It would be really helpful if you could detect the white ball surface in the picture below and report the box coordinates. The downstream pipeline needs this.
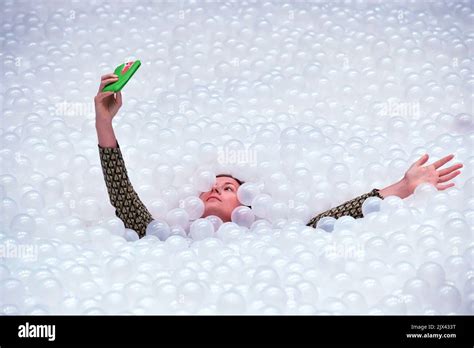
[1,1,471,315]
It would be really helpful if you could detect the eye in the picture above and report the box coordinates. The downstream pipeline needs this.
[224,186,234,191]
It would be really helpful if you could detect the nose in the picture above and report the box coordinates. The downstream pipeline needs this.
[211,184,221,194]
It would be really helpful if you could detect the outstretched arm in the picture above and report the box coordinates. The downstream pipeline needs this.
[306,188,383,228]
[306,153,463,228]
[379,153,463,199]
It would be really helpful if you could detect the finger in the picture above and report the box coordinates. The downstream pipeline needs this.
[101,73,119,80]
[101,77,119,83]
[415,153,429,167]
[431,154,455,169]
[436,182,455,190]
[98,77,119,90]
[438,163,463,177]
[438,170,461,183]
[100,77,118,86]
[115,91,122,105]
[95,91,114,101]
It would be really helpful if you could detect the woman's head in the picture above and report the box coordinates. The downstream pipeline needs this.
[199,174,244,222]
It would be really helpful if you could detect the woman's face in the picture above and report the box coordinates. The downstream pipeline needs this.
[199,176,242,222]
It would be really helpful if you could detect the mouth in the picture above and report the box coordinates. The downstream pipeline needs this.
[207,196,222,202]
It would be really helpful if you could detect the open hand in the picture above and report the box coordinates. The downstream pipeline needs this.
[403,153,463,195]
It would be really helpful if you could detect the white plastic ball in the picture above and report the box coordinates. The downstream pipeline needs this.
[190,218,214,241]
[182,196,205,220]
[237,183,260,206]
[231,206,255,228]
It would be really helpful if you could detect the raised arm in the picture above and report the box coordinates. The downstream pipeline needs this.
[98,142,153,238]
[95,73,153,238]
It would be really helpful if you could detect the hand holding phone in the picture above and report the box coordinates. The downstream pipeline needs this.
[102,60,141,92]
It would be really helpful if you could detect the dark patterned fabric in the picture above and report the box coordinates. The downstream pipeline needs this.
[305,188,384,228]
[98,142,153,238]
[98,143,384,237]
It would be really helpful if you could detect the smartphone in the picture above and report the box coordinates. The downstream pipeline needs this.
[103,60,141,92]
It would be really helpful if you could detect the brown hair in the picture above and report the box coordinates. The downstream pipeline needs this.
[216,174,244,186]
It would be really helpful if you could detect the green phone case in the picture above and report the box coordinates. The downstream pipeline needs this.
[103,60,141,92]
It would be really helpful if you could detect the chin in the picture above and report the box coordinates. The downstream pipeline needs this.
[203,206,230,222]
[203,206,223,217]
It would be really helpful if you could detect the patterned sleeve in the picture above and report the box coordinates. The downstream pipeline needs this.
[98,142,153,238]
[306,188,384,228]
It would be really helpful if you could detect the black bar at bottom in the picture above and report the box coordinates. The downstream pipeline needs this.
[0,315,472,346]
